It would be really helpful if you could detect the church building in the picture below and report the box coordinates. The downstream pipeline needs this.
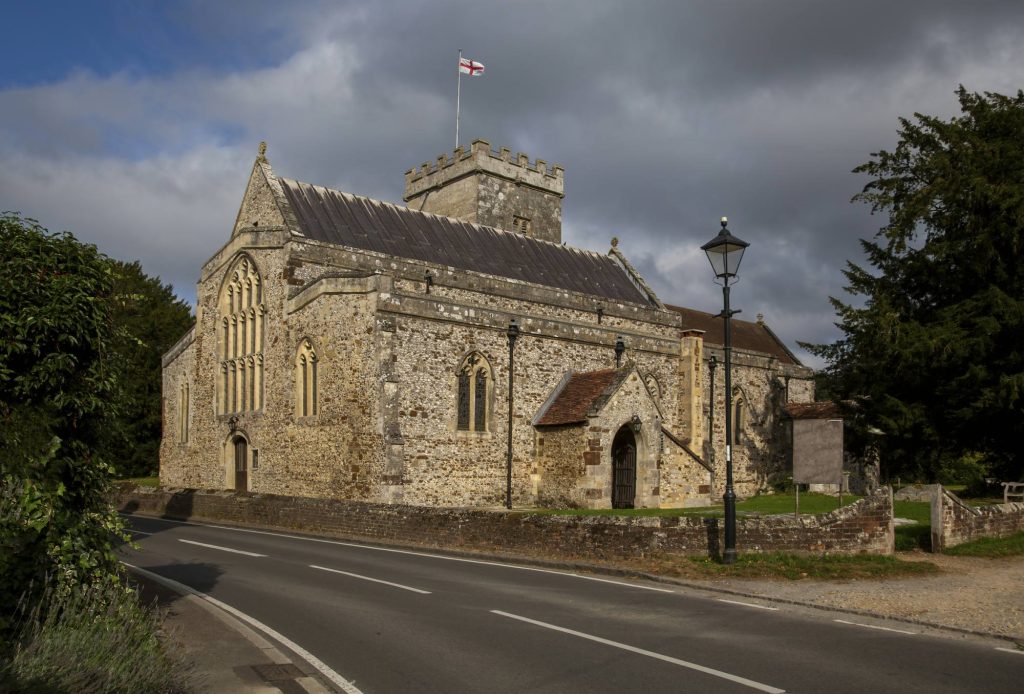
[160,139,813,508]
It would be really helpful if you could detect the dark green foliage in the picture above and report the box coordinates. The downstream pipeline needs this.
[0,213,128,636]
[805,88,1024,484]
[101,260,192,478]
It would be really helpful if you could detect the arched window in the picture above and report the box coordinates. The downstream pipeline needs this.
[733,394,744,445]
[218,255,264,414]
[296,339,318,417]
[179,381,189,444]
[456,352,491,432]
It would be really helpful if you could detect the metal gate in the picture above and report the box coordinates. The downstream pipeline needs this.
[612,427,636,509]
[234,437,248,492]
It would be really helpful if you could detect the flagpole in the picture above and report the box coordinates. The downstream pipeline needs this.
[456,48,462,149]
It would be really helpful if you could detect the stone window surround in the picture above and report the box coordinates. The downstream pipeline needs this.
[295,337,319,420]
[217,254,265,415]
[455,351,494,435]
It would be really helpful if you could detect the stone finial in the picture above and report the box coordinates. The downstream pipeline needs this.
[257,141,268,162]
[611,236,619,248]
[757,312,765,325]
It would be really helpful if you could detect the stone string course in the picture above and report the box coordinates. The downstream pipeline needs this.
[930,486,1024,551]
[116,486,895,558]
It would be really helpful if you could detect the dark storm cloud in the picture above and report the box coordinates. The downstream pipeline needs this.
[2,1,1023,366]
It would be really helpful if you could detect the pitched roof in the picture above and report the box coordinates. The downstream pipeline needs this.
[784,402,843,420]
[276,177,651,305]
[534,368,629,427]
[666,304,801,365]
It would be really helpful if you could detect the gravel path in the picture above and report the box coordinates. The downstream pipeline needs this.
[685,553,1024,641]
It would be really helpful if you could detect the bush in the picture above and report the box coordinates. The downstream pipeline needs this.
[0,576,192,693]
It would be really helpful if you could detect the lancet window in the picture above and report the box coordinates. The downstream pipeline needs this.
[218,256,264,414]
[456,352,491,432]
[179,382,189,444]
[296,339,318,417]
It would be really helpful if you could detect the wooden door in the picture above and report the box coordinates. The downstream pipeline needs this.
[612,427,636,509]
[234,437,248,492]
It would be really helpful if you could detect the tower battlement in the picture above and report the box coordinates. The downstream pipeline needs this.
[403,139,564,243]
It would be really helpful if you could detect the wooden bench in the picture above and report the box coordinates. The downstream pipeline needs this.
[1003,482,1024,504]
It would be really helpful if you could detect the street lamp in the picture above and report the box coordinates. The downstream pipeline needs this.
[506,318,520,509]
[702,216,749,565]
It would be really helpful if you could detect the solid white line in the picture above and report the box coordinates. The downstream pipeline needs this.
[309,565,431,594]
[833,619,916,635]
[178,538,266,557]
[123,515,671,592]
[491,610,785,693]
[718,598,779,611]
[123,563,363,694]
[995,647,1024,656]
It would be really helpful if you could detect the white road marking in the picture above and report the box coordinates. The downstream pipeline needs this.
[491,610,785,693]
[178,538,266,557]
[995,647,1024,656]
[123,563,363,694]
[309,565,431,594]
[128,529,154,535]
[718,598,779,611]
[122,515,671,593]
[833,619,916,635]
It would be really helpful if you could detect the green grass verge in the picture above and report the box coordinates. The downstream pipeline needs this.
[528,492,865,518]
[944,531,1024,558]
[684,553,940,580]
[123,476,160,487]
[893,500,932,551]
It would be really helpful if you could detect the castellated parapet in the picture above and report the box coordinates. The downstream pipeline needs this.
[403,139,565,243]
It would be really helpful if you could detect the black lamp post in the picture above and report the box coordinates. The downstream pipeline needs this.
[701,216,749,565]
[506,318,520,509]
[614,335,625,368]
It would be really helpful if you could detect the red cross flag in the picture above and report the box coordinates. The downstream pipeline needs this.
[459,57,485,76]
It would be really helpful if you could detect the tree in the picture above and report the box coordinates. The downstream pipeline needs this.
[101,260,193,478]
[805,87,1024,484]
[0,214,126,634]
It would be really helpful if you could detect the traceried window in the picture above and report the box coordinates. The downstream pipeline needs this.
[456,352,492,432]
[218,255,264,414]
[295,339,318,417]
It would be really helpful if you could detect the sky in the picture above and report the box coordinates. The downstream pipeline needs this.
[3,0,1023,368]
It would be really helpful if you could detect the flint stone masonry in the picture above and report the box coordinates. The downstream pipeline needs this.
[930,486,1024,551]
[161,144,815,510]
[116,485,895,557]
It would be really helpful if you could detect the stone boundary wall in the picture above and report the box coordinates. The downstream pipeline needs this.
[115,485,894,559]
[930,486,1024,551]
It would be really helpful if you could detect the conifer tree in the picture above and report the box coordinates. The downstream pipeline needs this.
[806,87,1024,483]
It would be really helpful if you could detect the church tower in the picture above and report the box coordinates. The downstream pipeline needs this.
[403,139,564,243]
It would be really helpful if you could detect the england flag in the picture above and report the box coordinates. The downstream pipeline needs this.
[459,57,485,76]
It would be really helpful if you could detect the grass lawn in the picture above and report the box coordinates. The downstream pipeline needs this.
[944,531,1024,558]
[122,476,160,487]
[682,552,939,580]
[527,492,865,518]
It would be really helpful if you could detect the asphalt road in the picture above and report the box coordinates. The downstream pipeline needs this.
[119,515,1023,693]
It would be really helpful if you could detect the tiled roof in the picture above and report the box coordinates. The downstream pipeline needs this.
[534,368,628,427]
[666,304,800,365]
[784,402,843,420]
[277,178,652,305]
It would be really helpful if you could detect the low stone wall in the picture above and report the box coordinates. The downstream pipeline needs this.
[930,486,1024,551]
[115,485,894,559]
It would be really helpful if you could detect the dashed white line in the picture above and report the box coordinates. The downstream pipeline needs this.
[718,598,779,611]
[833,619,916,635]
[123,563,363,693]
[178,538,266,557]
[491,610,785,693]
[128,529,154,535]
[126,515,671,593]
[995,647,1024,656]
[310,565,431,594]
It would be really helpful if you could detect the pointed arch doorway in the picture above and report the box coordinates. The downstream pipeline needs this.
[233,436,248,492]
[611,426,637,509]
